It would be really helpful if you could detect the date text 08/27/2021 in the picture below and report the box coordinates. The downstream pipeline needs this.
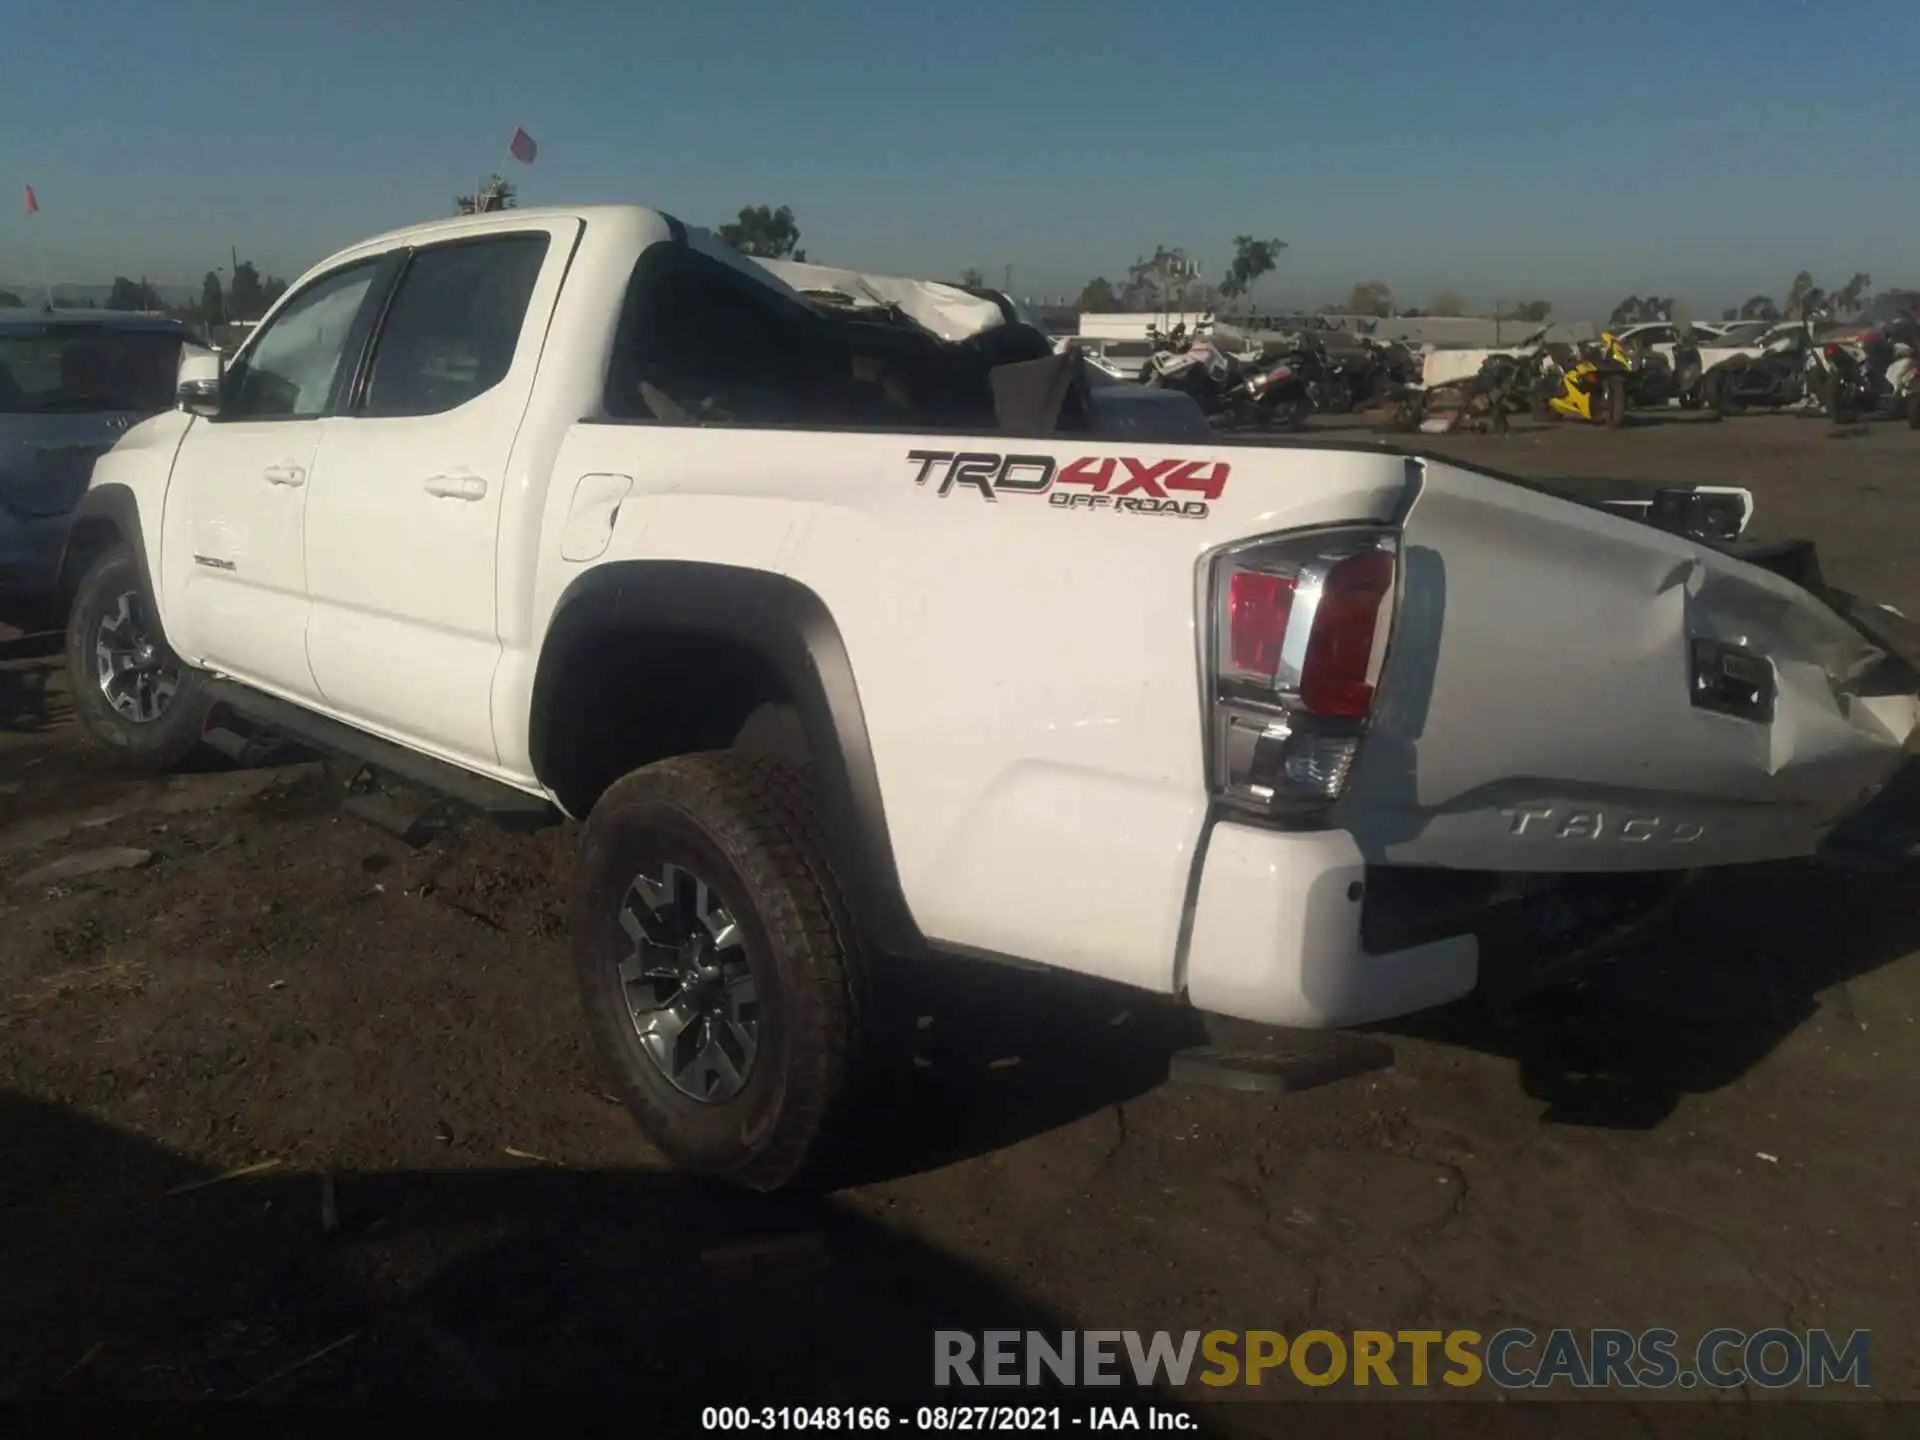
[702,1406,1192,1432]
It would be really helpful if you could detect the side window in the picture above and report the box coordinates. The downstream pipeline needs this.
[224,262,381,420]
[609,259,937,428]
[609,262,826,424]
[359,235,550,418]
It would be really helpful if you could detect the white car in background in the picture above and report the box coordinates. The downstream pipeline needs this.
[1696,319,1814,369]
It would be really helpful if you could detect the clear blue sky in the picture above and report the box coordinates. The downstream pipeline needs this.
[2,0,1914,318]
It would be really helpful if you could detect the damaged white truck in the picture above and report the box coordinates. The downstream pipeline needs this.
[57,205,1920,1189]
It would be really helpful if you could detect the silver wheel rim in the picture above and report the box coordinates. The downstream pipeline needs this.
[617,861,759,1102]
[94,590,180,725]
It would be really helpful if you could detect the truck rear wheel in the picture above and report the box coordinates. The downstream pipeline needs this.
[570,751,864,1191]
[64,545,211,773]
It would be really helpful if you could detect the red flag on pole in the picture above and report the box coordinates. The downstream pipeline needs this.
[23,185,38,215]
[507,127,537,165]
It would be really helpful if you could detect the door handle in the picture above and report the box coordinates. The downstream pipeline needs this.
[423,474,488,501]
[262,463,306,487]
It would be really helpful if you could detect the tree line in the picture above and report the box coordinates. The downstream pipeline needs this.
[706,206,1296,314]
[0,260,292,326]
[1608,271,1877,327]
[481,196,1910,328]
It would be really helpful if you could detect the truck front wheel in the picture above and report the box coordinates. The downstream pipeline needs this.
[64,545,211,773]
[570,751,864,1191]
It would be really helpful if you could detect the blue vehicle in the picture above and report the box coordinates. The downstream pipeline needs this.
[0,310,200,624]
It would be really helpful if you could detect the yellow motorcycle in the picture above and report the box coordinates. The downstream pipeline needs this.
[1532,332,1632,427]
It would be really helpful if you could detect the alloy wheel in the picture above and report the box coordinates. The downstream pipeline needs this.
[94,590,180,724]
[616,861,760,1102]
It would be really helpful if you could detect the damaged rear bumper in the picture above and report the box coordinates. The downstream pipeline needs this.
[1329,460,1920,874]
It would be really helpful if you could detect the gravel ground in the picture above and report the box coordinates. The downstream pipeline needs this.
[0,413,1915,1435]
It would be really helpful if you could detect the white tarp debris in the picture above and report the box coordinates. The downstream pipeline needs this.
[1422,347,1537,388]
[750,258,1007,344]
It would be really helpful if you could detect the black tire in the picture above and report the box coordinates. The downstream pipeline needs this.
[1531,382,1553,422]
[1261,394,1311,431]
[1907,391,1920,429]
[1705,369,1743,417]
[1601,374,1627,428]
[1824,373,1857,425]
[64,545,210,773]
[570,751,865,1192]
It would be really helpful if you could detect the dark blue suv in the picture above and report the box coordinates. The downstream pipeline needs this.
[0,310,200,623]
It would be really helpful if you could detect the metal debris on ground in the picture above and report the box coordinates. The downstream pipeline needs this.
[502,1145,561,1165]
[228,1332,360,1400]
[163,1158,283,1196]
[54,1342,104,1386]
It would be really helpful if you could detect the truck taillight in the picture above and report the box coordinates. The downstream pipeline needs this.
[1226,570,1294,675]
[1206,528,1398,817]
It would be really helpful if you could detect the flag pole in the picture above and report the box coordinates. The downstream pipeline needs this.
[24,185,52,309]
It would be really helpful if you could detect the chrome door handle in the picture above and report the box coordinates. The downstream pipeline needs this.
[423,474,488,501]
[262,464,306,487]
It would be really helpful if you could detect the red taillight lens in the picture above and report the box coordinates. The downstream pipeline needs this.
[1209,529,1398,813]
[1300,550,1394,716]
[1228,570,1295,676]
[1825,343,1841,358]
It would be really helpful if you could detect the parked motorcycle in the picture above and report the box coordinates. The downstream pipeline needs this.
[1228,348,1320,430]
[1139,338,1303,430]
[1700,321,1818,416]
[1140,336,1230,401]
[1386,349,1536,435]
[1533,331,1632,427]
[1305,335,1404,414]
[1819,311,1918,422]
[1618,311,1705,410]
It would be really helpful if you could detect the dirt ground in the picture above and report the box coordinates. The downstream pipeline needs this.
[1,412,1916,1434]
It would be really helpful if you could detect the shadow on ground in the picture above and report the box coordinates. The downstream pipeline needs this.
[1387,851,1920,1131]
[0,630,64,737]
[0,1090,1189,1421]
[1,1095,1895,1438]
[846,960,1211,1184]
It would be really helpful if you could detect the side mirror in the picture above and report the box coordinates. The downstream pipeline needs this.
[177,349,224,417]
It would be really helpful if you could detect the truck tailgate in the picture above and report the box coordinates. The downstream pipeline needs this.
[1333,456,1920,871]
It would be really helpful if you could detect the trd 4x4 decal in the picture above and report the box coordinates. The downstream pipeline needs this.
[906,450,1228,519]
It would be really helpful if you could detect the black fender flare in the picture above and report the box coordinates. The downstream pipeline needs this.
[61,483,156,605]
[529,561,927,959]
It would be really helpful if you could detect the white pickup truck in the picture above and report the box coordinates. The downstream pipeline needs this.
[57,205,1920,1190]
